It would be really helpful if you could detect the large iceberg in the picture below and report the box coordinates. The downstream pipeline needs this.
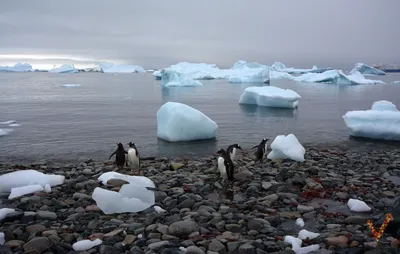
[342,100,400,141]
[295,70,384,85]
[267,134,306,162]
[229,67,270,83]
[48,64,79,73]
[0,63,33,72]
[239,86,301,109]
[98,63,146,73]
[161,69,203,87]
[350,63,386,76]
[156,102,218,142]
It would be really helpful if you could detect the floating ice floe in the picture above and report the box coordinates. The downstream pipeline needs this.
[153,70,162,80]
[271,61,331,74]
[0,128,13,137]
[72,239,102,251]
[394,81,400,84]
[49,64,79,73]
[295,70,384,85]
[98,62,146,73]
[350,63,386,76]
[347,198,371,212]
[0,62,33,72]
[161,69,203,87]
[92,172,156,214]
[267,134,306,162]
[284,235,320,254]
[61,84,82,88]
[156,102,218,142]
[239,86,301,109]
[0,170,65,193]
[229,67,270,83]
[0,208,16,221]
[342,100,400,141]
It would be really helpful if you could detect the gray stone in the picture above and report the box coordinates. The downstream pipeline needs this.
[148,240,170,251]
[23,237,52,253]
[36,211,57,220]
[186,246,206,254]
[208,239,226,253]
[168,220,199,237]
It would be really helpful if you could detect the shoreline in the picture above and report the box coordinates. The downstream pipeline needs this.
[0,146,399,253]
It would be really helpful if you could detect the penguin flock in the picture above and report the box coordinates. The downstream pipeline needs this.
[108,138,268,180]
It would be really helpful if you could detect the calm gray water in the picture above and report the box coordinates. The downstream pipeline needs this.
[0,72,400,164]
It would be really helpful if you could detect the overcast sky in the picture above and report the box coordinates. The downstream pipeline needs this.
[0,0,398,69]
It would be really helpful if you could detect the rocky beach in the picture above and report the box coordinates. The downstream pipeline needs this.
[0,146,399,254]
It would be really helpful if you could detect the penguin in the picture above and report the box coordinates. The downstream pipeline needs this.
[216,148,234,182]
[109,143,128,170]
[252,138,269,163]
[126,141,141,174]
[226,144,243,161]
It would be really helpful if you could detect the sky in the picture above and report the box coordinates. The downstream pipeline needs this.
[0,0,399,69]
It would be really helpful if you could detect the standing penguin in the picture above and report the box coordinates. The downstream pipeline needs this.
[216,148,234,182]
[252,138,269,164]
[226,144,243,161]
[109,143,128,170]
[126,141,141,174]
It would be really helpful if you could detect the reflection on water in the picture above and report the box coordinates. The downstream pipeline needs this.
[156,137,218,157]
[161,86,201,102]
[239,104,298,118]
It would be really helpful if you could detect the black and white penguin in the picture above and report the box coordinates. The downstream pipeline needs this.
[226,144,242,161]
[252,138,269,163]
[216,148,234,181]
[109,143,128,170]
[126,141,141,174]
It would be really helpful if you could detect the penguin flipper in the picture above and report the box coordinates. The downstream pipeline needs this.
[109,151,116,160]
[252,145,258,150]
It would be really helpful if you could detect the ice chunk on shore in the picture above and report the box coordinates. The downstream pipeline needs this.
[99,63,145,73]
[61,84,81,88]
[0,232,4,245]
[0,170,65,193]
[350,63,386,76]
[239,86,301,109]
[98,172,155,188]
[295,218,305,227]
[157,102,218,142]
[8,184,45,199]
[267,134,305,162]
[0,208,15,221]
[295,70,384,85]
[347,198,371,212]
[49,64,79,73]
[161,69,203,87]
[0,63,33,72]
[298,229,320,240]
[284,235,320,254]
[342,100,400,141]
[73,239,102,251]
[229,68,270,83]
[153,70,162,80]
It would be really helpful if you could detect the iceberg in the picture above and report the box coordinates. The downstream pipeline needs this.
[271,62,331,74]
[393,81,400,84]
[161,69,203,87]
[0,62,33,72]
[267,134,306,162]
[229,68,270,83]
[231,60,268,70]
[295,70,384,85]
[156,102,218,142]
[98,63,146,73]
[350,63,386,76]
[269,70,297,81]
[0,170,65,193]
[342,100,400,141]
[239,86,301,109]
[48,64,79,73]
[153,70,162,80]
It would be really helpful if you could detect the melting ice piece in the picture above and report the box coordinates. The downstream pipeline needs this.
[298,229,320,240]
[161,69,203,87]
[153,70,162,80]
[72,239,102,251]
[229,68,270,83]
[49,64,79,73]
[97,172,155,188]
[8,185,45,199]
[156,102,218,142]
[284,235,320,254]
[0,129,13,136]
[295,70,384,85]
[0,170,65,193]
[347,198,371,212]
[61,84,82,88]
[0,121,16,125]
[267,134,306,162]
[154,206,166,214]
[349,63,386,76]
[239,86,301,109]
[342,100,400,141]
[0,208,16,221]
[295,218,305,227]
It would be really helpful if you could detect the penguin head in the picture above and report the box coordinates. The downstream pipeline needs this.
[127,142,136,148]
[233,144,242,150]
[216,148,226,155]
[117,143,124,149]
[262,138,269,144]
